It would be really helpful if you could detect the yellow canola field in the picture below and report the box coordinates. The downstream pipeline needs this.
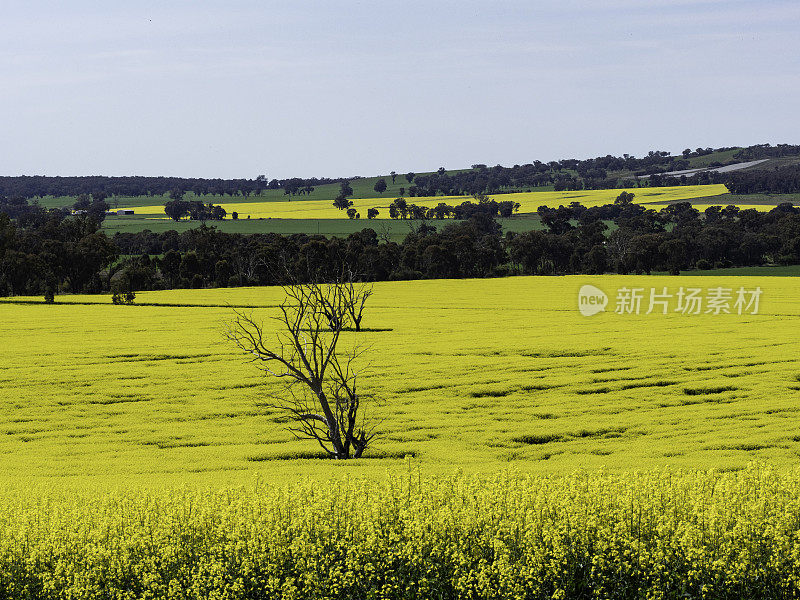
[130,184,733,219]
[2,465,800,598]
[1,275,798,488]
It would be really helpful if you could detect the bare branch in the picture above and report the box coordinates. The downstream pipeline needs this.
[224,274,378,459]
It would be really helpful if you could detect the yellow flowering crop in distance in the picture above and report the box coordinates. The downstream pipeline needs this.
[130,184,733,219]
[1,275,798,488]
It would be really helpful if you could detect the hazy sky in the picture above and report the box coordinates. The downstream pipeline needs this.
[2,0,798,179]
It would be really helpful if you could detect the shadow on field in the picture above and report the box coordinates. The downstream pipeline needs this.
[0,299,278,309]
[246,449,417,461]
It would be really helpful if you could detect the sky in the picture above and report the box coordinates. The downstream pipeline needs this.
[1,0,799,179]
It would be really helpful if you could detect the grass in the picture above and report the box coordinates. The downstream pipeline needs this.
[102,215,546,239]
[1,274,798,488]
[675,192,800,207]
[685,148,743,168]
[102,216,438,240]
[676,265,800,276]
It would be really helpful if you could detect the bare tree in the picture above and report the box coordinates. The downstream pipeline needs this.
[226,281,378,459]
[303,271,373,333]
[316,274,373,332]
[342,278,372,332]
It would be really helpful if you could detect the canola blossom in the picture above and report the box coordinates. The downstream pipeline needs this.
[1,464,800,599]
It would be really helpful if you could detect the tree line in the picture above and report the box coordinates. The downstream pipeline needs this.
[384,196,520,220]
[0,208,117,299]
[5,143,795,201]
[0,175,275,200]
[164,196,228,221]
[734,143,800,160]
[2,193,799,300]
[725,164,800,194]
[517,198,800,276]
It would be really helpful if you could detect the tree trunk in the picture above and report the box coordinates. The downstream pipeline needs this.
[313,386,346,458]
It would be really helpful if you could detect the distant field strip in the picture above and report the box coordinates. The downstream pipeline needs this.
[1,275,798,487]
[127,184,732,219]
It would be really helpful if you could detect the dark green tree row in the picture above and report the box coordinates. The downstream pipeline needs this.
[521,199,800,275]
[384,196,519,220]
[0,174,356,200]
[0,210,116,299]
[0,175,277,199]
[164,198,227,221]
[396,150,739,196]
[103,200,800,287]
[2,195,800,300]
[734,143,800,160]
[725,164,800,194]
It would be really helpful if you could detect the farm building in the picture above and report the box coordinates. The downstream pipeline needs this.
[116,209,135,215]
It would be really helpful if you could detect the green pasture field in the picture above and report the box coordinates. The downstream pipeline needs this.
[670,192,800,207]
[685,148,742,168]
[101,215,546,239]
[677,265,800,276]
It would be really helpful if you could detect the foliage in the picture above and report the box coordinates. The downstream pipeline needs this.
[735,143,800,160]
[111,289,135,304]
[333,195,353,210]
[386,196,520,220]
[1,465,800,598]
[0,174,332,199]
[3,185,800,299]
[71,193,109,221]
[164,200,227,222]
[726,164,800,194]
[0,212,117,298]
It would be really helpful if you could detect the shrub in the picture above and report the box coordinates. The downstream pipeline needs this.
[111,290,135,304]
